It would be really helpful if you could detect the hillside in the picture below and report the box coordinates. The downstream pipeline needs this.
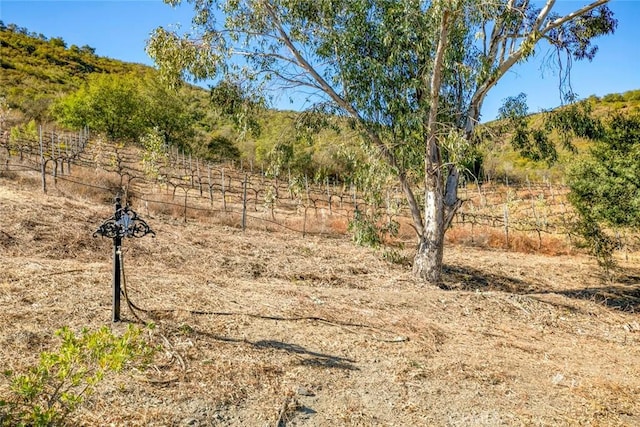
[4,22,640,187]
[479,89,640,183]
[0,22,150,123]
[2,161,640,425]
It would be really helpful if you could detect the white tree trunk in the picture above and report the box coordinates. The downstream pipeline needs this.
[413,181,445,283]
[412,7,450,284]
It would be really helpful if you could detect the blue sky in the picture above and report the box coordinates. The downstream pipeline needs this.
[1,0,639,121]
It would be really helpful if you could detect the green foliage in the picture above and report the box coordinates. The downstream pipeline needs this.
[441,128,484,181]
[266,142,294,179]
[571,213,618,273]
[568,112,640,267]
[0,23,148,119]
[7,119,38,155]
[0,325,153,426]
[497,96,604,167]
[546,5,617,61]
[498,93,557,164]
[146,26,219,88]
[203,134,241,162]
[140,75,199,150]
[141,127,169,179]
[348,210,383,248]
[602,93,625,103]
[53,73,145,142]
[568,113,640,228]
[623,90,640,102]
[210,79,264,139]
[348,209,399,249]
[600,90,640,107]
[53,72,200,148]
[0,96,9,129]
[9,119,37,142]
[543,100,603,149]
[236,109,360,183]
[497,93,529,121]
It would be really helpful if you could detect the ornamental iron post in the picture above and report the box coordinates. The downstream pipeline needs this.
[94,196,155,322]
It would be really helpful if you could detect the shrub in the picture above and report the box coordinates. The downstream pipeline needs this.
[567,113,640,271]
[602,93,624,103]
[0,325,153,426]
[348,209,399,248]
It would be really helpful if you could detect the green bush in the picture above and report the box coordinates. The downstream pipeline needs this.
[348,210,399,248]
[568,113,640,270]
[348,210,383,248]
[0,325,154,426]
[602,93,624,103]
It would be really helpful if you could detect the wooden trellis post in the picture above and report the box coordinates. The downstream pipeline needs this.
[221,168,227,211]
[503,204,509,249]
[242,174,248,231]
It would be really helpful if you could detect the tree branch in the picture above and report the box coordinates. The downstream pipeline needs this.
[260,0,428,234]
[466,0,610,132]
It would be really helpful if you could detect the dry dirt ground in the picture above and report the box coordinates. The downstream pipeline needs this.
[1,174,640,426]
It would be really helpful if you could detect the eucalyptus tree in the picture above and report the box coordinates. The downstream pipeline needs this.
[148,0,616,283]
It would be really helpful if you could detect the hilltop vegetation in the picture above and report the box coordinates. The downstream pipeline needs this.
[594,90,640,115]
[0,22,148,123]
[479,90,640,184]
[0,22,364,183]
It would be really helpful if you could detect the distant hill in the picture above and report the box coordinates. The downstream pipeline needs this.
[589,90,640,116]
[0,22,357,181]
[480,90,640,183]
[0,21,152,123]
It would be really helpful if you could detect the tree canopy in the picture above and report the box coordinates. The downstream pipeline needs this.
[569,113,640,229]
[52,72,198,148]
[53,73,145,142]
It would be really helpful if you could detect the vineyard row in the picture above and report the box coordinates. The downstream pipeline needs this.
[4,126,625,253]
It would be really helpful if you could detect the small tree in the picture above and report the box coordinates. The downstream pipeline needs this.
[203,134,241,162]
[139,73,197,149]
[52,73,145,143]
[141,127,170,180]
[8,119,38,160]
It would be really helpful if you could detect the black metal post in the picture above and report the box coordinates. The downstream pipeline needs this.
[112,197,122,322]
[94,195,155,322]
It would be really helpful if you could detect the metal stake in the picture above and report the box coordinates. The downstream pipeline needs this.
[112,197,123,321]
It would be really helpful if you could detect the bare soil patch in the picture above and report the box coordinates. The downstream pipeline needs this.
[1,176,640,426]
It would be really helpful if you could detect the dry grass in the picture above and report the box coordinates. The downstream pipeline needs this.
[445,223,574,255]
[2,174,640,426]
